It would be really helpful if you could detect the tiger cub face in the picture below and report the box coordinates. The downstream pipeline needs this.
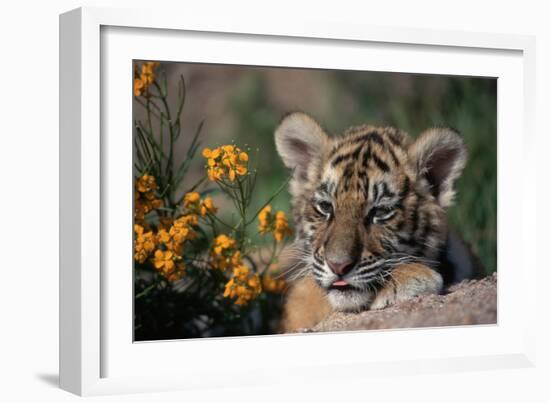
[275,112,467,311]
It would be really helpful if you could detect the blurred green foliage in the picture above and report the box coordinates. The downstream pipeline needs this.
[211,69,496,274]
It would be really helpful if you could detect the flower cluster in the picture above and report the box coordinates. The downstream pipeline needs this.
[157,214,198,255]
[134,181,204,281]
[153,250,185,282]
[135,212,198,281]
[224,271,262,306]
[210,234,239,270]
[134,62,160,97]
[258,205,293,242]
[202,145,248,182]
[134,186,220,282]
[134,174,163,222]
[134,140,292,311]
[209,233,262,305]
[183,191,218,216]
[262,264,287,293]
[134,224,156,264]
[132,67,297,337]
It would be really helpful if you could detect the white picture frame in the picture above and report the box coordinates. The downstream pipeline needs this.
[59,6,537,396]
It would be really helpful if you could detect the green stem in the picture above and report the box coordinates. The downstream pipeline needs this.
[154,81,176,207]
[237,178,247,246]
[135,282,157,299]
[266,238,279,270]
[207,213,234,231]
[134,96,162,119]
[246,173,292,225]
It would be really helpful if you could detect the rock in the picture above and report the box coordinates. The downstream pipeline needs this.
[309,273,497,333]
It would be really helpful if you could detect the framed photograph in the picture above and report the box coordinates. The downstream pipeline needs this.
[60,7,537,396]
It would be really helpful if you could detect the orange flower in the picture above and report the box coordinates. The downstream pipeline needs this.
[202,145,248,182]
[213,234,236,256]
[262,273,286,293]
[274,211,293,241]
[134,78,145,97]
[134,197,163,221]
[134,174,163,221]
[152,250,185,281]
[155,214,197,254]
[134,224,156,263]
[176,214,198,228]
[183,192,217,217]
[223,272,262,306]
[257,205,292,241]
[232,264,250,281]
[140,62,159,85]
[136,174,158,193]
[183,191,201,210]
[223,278,235,298]
[202,147,222,159]
[247,275,260,289]
[200,196,217,216]
[258,205,272,234]
[153,250,175,272]
[134,61,160,97]
[165,263,186,282]
[210,234,245,271]
[231,250,242,267]
[157,228,171,243]
[207,167,224,181]
[169,219,193,244]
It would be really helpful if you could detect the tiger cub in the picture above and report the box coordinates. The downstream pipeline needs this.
[274,112,480,332]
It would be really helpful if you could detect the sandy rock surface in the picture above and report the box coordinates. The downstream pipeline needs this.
[308,273,497,333]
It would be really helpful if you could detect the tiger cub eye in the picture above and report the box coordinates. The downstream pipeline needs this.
[368,206,396,224]
[315,201,333,217]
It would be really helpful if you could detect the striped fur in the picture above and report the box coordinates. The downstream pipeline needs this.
[275,112,474,330]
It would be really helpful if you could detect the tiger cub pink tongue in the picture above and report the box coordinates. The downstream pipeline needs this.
[332,280,348,286]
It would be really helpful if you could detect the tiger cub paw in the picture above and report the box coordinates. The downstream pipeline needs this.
[369,263,443,310]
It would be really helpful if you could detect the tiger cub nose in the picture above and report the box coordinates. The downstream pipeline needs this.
[326,258,355,276]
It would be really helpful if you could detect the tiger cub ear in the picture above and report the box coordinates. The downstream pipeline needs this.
[409,127,467,208]
[274,112,329,181]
